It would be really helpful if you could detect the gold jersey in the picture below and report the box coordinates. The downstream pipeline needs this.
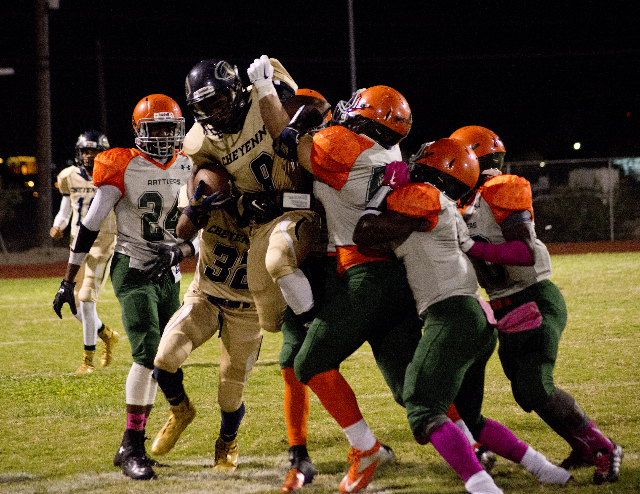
[57,165,117,242]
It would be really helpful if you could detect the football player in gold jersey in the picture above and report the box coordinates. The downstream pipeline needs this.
[150,170,262,473]
[183,56,324,335]
[51,130,119,374]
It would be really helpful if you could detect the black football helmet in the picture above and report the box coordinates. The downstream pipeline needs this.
[185,59,248,136]
[75,130,110,176]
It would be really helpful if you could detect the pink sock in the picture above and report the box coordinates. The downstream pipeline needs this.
[430,421,484,482]
[576,420,614,453]
[126,413,146,430]
[478,418,529,463]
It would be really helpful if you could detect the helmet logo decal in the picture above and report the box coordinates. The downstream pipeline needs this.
[215,61,237,83]
[153,112,174,120]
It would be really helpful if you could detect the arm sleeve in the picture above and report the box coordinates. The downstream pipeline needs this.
[82,185,120,231]
[52,195,72,229]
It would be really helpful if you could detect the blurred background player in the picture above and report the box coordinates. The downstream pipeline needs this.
[451,125,623,485]
[53,94,194,481]
[354,138,573,494]
[278,85,423,493]
[51,130,119,374]
[150,167,262,473]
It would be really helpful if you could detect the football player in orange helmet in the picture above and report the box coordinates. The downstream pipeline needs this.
[53,94,194,481]
[51,131,119,375]
[451,126,624,484]
[353,138,573,494]
[272,85,421,493]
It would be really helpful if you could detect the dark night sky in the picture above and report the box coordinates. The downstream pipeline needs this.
[2,1,640,177]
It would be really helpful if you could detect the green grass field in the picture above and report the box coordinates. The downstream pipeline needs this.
[0,252,638,493]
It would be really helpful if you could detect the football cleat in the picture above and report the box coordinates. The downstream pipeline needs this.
[98,326,119,367]
[338,441,394,493]
[121,454,155,480]
[593,441,623,484]
[214,436,239,471]
[151,397,196,455]
[281,445,317,492]
[475,445,497,474]
[115,429,156,480]
[559,449,594,470]
[75,350,95,374]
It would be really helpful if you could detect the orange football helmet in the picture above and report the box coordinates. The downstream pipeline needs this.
[449,125,506,179]
[132,94,185,157]
[409,138,480,201]
[333,85,412,148]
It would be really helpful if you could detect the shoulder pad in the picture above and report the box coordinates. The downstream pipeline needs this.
[310,126,375,190]
[93,148,136,195]
[183,122,206,156]
[481,175,533,225]
[387,183,441,230]
[269,58,298,93]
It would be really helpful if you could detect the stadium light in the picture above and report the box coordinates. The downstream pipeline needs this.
[574,142,581,150]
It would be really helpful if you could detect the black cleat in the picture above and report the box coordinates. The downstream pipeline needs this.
[121,454,156,480]
[593,441,623,485]
[559,449,594,470]
[475,445,497,474]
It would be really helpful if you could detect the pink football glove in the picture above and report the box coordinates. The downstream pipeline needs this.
[382,161,410,189]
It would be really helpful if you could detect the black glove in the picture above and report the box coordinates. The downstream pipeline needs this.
[53,279,77,318]
[239,191,282,225]
[189,180,235,213]
[273,105,325,161]
[143,241,185,280]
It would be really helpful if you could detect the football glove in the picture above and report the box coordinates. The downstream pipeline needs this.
[239,191,282,225]
[143,241,186,280]
[382,161,410,189]
[189,180,234,212]
[273,105,325,161]
[247,55,275,99]
[53,279,77,318]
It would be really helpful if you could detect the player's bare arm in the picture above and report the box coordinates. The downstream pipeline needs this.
[354,210,430,248]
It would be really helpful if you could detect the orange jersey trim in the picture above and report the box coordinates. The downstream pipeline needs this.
[387,183,440,231]
[93,148,183,197]
[480,175,534,226]
[310,126,375,190]
[335,245,395,275]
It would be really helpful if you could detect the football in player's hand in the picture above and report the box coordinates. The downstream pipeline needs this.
[194,165,231,197]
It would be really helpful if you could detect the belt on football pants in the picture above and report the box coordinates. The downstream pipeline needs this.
[206,294,252,309]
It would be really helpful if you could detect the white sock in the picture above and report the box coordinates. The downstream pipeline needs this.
[276,269,314,315]
[455,419,477,446]
[465,470,503,494]
[343,418,377,452]
[520,447,572,484]
[125,363,153,406]
[146,376,158,407]
[80,301,98,346]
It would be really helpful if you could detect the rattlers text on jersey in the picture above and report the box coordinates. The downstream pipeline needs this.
[310,125,401,272]
[183,59,304,193]
[460,174,551,299]
[93,148,192,271]
[57,165,117,241]
[387,183,480,315]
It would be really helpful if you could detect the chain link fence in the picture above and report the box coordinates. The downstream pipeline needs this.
[505,158,640,244]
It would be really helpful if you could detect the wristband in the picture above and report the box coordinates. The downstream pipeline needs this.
[255,83,277,100]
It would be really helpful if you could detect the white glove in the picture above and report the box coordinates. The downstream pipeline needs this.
[455,212,475,253]
[247,55,276,99]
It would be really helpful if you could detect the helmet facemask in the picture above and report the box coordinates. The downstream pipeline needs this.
[134,118,185,158]
[75,131,109,176]
[185,59,247,137]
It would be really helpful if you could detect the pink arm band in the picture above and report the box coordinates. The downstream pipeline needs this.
[467,240,534,266]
